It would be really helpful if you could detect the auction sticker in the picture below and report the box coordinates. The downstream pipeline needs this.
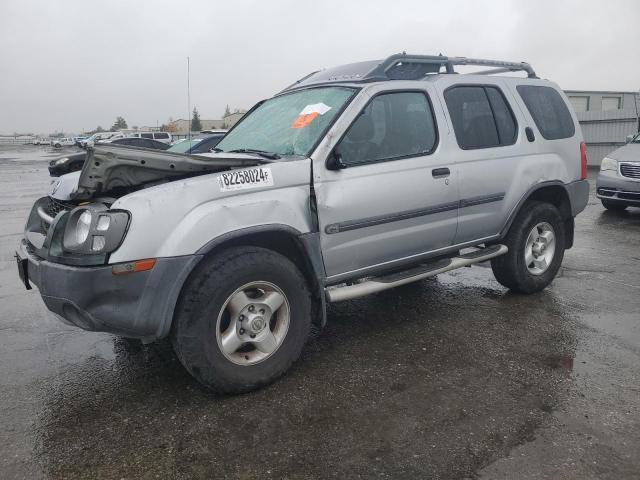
[217,167,274,192]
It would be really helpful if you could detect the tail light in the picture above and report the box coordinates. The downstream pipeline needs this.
[580,142,588,180]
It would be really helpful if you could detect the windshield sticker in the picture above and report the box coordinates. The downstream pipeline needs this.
[291,102,332,129]
[218,166,274,192]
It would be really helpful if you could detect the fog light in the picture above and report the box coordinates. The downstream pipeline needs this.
[96,215,111,231]
[92,235,106,251]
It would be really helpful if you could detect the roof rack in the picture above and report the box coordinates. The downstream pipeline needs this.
[361,53,537,80]
[283,53,537,91]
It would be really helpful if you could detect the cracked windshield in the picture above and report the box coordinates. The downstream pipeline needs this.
[215,86,355,157]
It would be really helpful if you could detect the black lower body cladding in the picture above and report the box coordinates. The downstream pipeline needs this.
[16,240,201,341]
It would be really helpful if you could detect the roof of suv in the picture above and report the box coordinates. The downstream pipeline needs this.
[283,53,537,92]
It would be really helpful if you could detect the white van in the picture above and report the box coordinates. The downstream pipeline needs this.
[130,132,173,144]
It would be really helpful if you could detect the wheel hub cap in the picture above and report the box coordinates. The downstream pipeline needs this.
[216,281,290,366]
[524,222,556,276]
[250,316,266,332]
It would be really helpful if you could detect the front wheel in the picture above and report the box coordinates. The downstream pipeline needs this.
[171,246,312,394]
[491,201,565,293]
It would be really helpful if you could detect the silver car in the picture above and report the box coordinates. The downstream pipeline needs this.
[16,53,589,393]
[596,132,640,211]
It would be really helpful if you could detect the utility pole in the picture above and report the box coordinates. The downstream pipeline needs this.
[187,56,191,141]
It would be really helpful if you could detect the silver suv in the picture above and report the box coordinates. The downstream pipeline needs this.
[16,54,589,393]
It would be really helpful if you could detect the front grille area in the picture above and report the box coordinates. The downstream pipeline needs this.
[620,162,640,179]
[44,196,74,218]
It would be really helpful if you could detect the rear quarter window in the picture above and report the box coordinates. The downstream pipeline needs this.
[516,85,575,140]
[444,85,517,149]
[155,133,169,139]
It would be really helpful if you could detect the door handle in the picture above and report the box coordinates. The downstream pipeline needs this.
[432,167,450,178]
[525,127,535,142]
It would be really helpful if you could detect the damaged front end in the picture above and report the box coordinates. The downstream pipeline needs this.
[72,144,264,200]
[25,144,267,265]
[17,143,266,338]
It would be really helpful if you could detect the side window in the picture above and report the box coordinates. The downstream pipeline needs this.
[516,85,575,140]
[337,91,437,166]
[141,133,153,139]
[444,86,517,149]
[155,132,169,139]
[485,88,517,145]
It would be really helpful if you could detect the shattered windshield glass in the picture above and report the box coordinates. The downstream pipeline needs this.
[215,86,356,157]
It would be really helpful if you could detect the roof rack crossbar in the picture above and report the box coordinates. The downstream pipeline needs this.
[366,54,537,80]
[447,56,537,78]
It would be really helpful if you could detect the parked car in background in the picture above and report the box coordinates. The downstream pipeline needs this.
[48,137,170,176]
[52,138,75,148]
[18,54,590,394]
[596,131,640,211]
[33,138,50,145]
[96,133,124,143]
[167,133,226,154]
[200,129,228,135]
[48,152,86,176]
[129,131,173,144]
[73,136,87,146]
[80,132,119,148]
[111,137,171,150]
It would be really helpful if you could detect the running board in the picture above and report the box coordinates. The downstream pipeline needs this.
[325,244,508,302]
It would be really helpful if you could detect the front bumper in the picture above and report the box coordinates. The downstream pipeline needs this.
[596,171,640,205]
[16,239,201,341]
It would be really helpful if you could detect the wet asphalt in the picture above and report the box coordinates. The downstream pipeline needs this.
[0,144,638,479]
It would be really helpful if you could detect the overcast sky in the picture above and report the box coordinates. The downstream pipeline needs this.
[1,0,639,134]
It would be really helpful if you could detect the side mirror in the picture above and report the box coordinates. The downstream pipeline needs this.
[327,149,346,170]
[626,134,635,143]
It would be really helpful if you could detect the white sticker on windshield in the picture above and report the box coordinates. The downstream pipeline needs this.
[217,167,274,192]
[300,103,332,116]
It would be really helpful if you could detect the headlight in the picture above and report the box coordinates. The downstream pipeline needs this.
[75,210,92,244]
[63,205,130,254]
[54,157,68,165]
[600,157,618,172]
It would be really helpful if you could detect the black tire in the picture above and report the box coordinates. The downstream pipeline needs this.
[601,199,627,212]
[491,201,565,294]
[171,246,312,394]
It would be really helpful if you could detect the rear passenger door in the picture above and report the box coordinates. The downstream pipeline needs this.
[442,83,521,244]
[315,88,458,281]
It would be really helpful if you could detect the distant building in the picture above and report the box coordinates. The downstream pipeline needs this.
[167,110,247,135]
[565,90,640,165]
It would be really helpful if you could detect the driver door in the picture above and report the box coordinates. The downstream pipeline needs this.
[314,88,458,281]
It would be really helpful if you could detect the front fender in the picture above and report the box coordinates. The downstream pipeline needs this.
[109,159,312,263]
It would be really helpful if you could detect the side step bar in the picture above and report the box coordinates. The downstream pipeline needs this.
[325,244,508,303]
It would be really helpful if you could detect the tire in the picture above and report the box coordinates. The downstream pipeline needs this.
[601,199,627,212]
[171,246,312,394]
[491,201,565,294]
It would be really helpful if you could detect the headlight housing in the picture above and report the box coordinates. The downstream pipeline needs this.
[600,157,618,172]
[54,157,68,166]
[63,204,130,254]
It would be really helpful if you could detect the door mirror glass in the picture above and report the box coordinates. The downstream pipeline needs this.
[327,149,346,170]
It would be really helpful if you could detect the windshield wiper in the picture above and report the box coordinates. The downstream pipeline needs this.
[227,148,281,160]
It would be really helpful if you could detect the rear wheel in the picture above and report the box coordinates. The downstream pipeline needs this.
[601,199,627,212]
[171,246,312,394]
[491,201,565,293]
